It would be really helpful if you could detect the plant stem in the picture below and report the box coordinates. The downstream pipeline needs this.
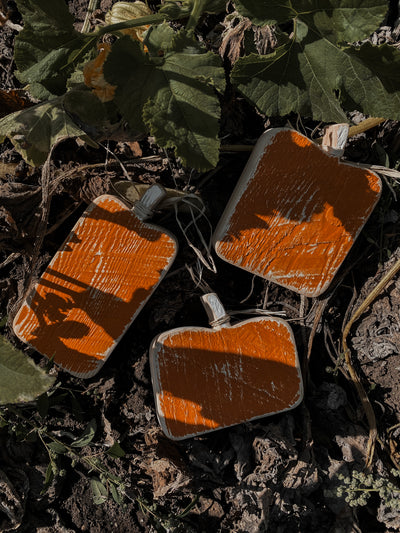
[81,0,99,33]
[94,13,167,37]
[342,254,400,468]
[186,0,208,31]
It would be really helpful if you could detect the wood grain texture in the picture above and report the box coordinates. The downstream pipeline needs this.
[13,195,178,378]
[213,128,382,296]
[150,317,303,439]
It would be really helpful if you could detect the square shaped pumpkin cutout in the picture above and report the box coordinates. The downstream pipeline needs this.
[213,128,382,297]
[13,188,178,378]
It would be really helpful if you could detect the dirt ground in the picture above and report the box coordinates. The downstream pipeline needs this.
[2,1,400,532]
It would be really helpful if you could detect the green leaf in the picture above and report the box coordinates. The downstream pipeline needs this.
[63,90,108,127]
[110,483,124,505]
[91,478,108,505]
[106,442,126,459]
[0,97,97,166]
[0,336,55,405]
[104,27,225,170]
[232,0,296,27]
[48,441,68,454]
[14,0,88,97]
[341,42,400,118]
[42,462,55,492]
[231,26,400,123]
[233,0,387,43]
[71,419,97,448]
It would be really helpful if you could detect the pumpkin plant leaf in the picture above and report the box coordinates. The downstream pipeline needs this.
[0,97,97,166]
[0,335,55,405]
[233,0,388,43]
[159,0,226,19]
[232,17,400,123]
[104,26,225,171]
[14,0,91,98]
[63,89,108,127]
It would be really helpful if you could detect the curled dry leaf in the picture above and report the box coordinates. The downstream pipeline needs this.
[83,43,116,103]
[105,1,152,42]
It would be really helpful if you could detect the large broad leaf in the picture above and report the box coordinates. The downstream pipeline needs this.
[0,336,54,405]
[104,26,225,171]
[14,0,89,98]
[0,97,97,166]
[233,0,388,43]
[63,90,108,127]
[231,16,400,123]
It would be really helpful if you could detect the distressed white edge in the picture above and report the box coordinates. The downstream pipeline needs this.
[213,127,382,297]
[149,315,304,441]
[13,194,179,380]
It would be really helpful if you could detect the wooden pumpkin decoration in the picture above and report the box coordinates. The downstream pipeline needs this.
[213,128,382,297]
[150,293,303,440]
[13,186,178,378]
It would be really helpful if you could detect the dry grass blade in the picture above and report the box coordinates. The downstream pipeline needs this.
[342,255,400,467]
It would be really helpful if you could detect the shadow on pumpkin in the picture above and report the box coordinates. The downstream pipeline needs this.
[22,278,150,375]
[153,335,303,439]
[214,130,381,294]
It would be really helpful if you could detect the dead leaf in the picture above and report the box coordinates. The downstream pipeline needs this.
[225,486,271,533]
[0,162,19,179]
[127,141,143,158]
[0,90,33,119]
[219,16,252,64]
[145,458,190,499]
[219,14,277,64]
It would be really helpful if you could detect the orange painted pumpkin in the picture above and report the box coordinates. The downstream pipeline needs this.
[213,128,382,297]
[13,189,178,378]
[150,293,303,439]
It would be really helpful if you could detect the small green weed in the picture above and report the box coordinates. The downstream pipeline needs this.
[336,469,400,509]
[0,396,199,530]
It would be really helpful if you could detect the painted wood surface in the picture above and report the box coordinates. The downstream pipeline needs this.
[213,128,382,297]
[13,194,178,378]
[150,294,303,439]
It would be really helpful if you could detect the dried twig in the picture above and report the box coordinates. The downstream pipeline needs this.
[342,254,400,467]
[0,252,21,271]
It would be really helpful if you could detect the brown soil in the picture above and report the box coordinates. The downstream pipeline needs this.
[2,2,400,532]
